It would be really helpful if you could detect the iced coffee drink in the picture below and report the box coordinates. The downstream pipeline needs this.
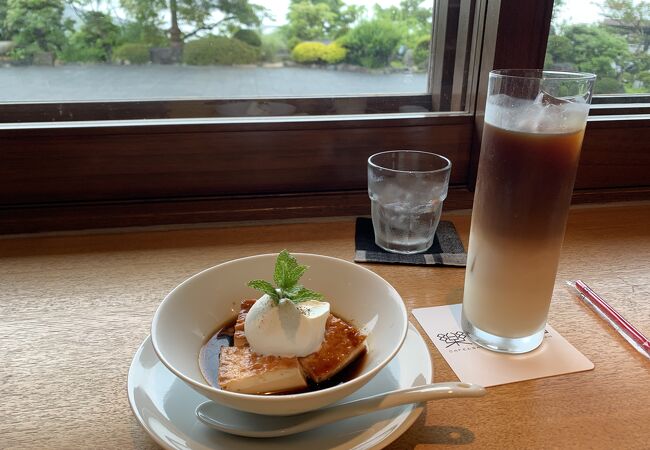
[462,70,595,353]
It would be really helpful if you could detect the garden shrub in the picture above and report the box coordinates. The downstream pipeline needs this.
[320,42,346,64]
[183,36,259,65]
[59,43,106,63]
[292,41,346,64]
[340,19,401,69]
[113,43,150,64]
[291,41,326,63]
[414,36,430,68]
[233,29,262,47]
[183,38,214,65]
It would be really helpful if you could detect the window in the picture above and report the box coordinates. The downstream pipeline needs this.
[539,0,650,198]
[546,0,650,95]
[1,0,648,234]
[545,0,650,115]
[0,1,428,101]
[0,0,476,121]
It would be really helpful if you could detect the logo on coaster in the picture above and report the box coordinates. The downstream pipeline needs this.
[437,331,473,348]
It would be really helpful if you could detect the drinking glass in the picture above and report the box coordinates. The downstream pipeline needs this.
[368,150,451,254]
[461,70,596,353]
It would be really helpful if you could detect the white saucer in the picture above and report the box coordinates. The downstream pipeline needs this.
[127,323,433,450]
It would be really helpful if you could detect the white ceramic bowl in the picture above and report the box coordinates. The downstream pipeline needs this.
[151,253,408,416]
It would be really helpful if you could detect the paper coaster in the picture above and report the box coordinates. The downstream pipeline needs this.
[412,304,594,387]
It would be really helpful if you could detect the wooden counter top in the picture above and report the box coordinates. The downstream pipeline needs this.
[1,203,648,449]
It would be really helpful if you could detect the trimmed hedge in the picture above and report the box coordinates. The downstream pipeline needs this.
[292,42,325,63]
[183,35,259,65]
[320,42,346,64]
[233,29,262,47]
[292,41,346,64]
[113,43,150,64]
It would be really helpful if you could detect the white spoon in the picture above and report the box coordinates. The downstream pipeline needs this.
[195,381,486,438]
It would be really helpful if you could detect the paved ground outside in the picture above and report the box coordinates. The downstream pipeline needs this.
[0,65,428,102]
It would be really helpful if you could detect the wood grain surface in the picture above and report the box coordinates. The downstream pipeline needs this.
[1,203,649,449]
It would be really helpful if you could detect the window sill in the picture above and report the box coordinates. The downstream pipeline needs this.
[2,186,649,235]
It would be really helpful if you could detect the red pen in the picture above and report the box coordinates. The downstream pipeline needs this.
[566,280,650,360]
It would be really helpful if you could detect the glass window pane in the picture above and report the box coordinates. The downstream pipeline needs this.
[0,0,479,121]
[546,0,650,96]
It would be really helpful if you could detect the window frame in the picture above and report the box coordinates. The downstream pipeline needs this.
[1,0,648,234]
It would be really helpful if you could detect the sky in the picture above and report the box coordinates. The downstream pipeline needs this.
[555,0,605,25]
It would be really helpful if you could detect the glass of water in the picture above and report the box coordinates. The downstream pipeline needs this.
[368,150,452,254]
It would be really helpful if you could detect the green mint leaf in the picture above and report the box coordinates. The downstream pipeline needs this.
[283,284,304,299]
[273,250,308,290]
[249,251,323,305]
[286,264,308,290]
[273,250,293,290]
[288,287,324,303]
[247,280,279,303]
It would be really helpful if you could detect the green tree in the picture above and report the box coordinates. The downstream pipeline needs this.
[545,33,573,68]
[64,11,120,62]
[286,1,337,48]
[120,0,266,48]
[285,0,363,49]
[308,0,363,38]
[601,0,650,53]
[373,0,432,49]
[600,0,650,88]
[334,3,363,37]
[260,29,288,62]
[5,0,70,59]
[374,0,432,27]
[0,0,9,40]
[118,21,168,47]
[340,18,401,69]
[549,0,566,35]
[545,24,631,90]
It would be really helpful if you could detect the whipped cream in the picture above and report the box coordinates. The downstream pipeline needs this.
[244,294,330,357]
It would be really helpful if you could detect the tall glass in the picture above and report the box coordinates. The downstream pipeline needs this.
[461,70,596,354]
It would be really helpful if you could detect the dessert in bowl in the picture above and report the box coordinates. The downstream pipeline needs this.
[151,252,408,416]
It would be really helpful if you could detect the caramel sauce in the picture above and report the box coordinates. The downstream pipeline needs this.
[198,316,367,394]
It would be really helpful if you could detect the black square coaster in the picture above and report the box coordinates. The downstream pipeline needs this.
[354,217,466,266]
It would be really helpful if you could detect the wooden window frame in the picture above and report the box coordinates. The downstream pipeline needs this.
[1,0,648,234]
